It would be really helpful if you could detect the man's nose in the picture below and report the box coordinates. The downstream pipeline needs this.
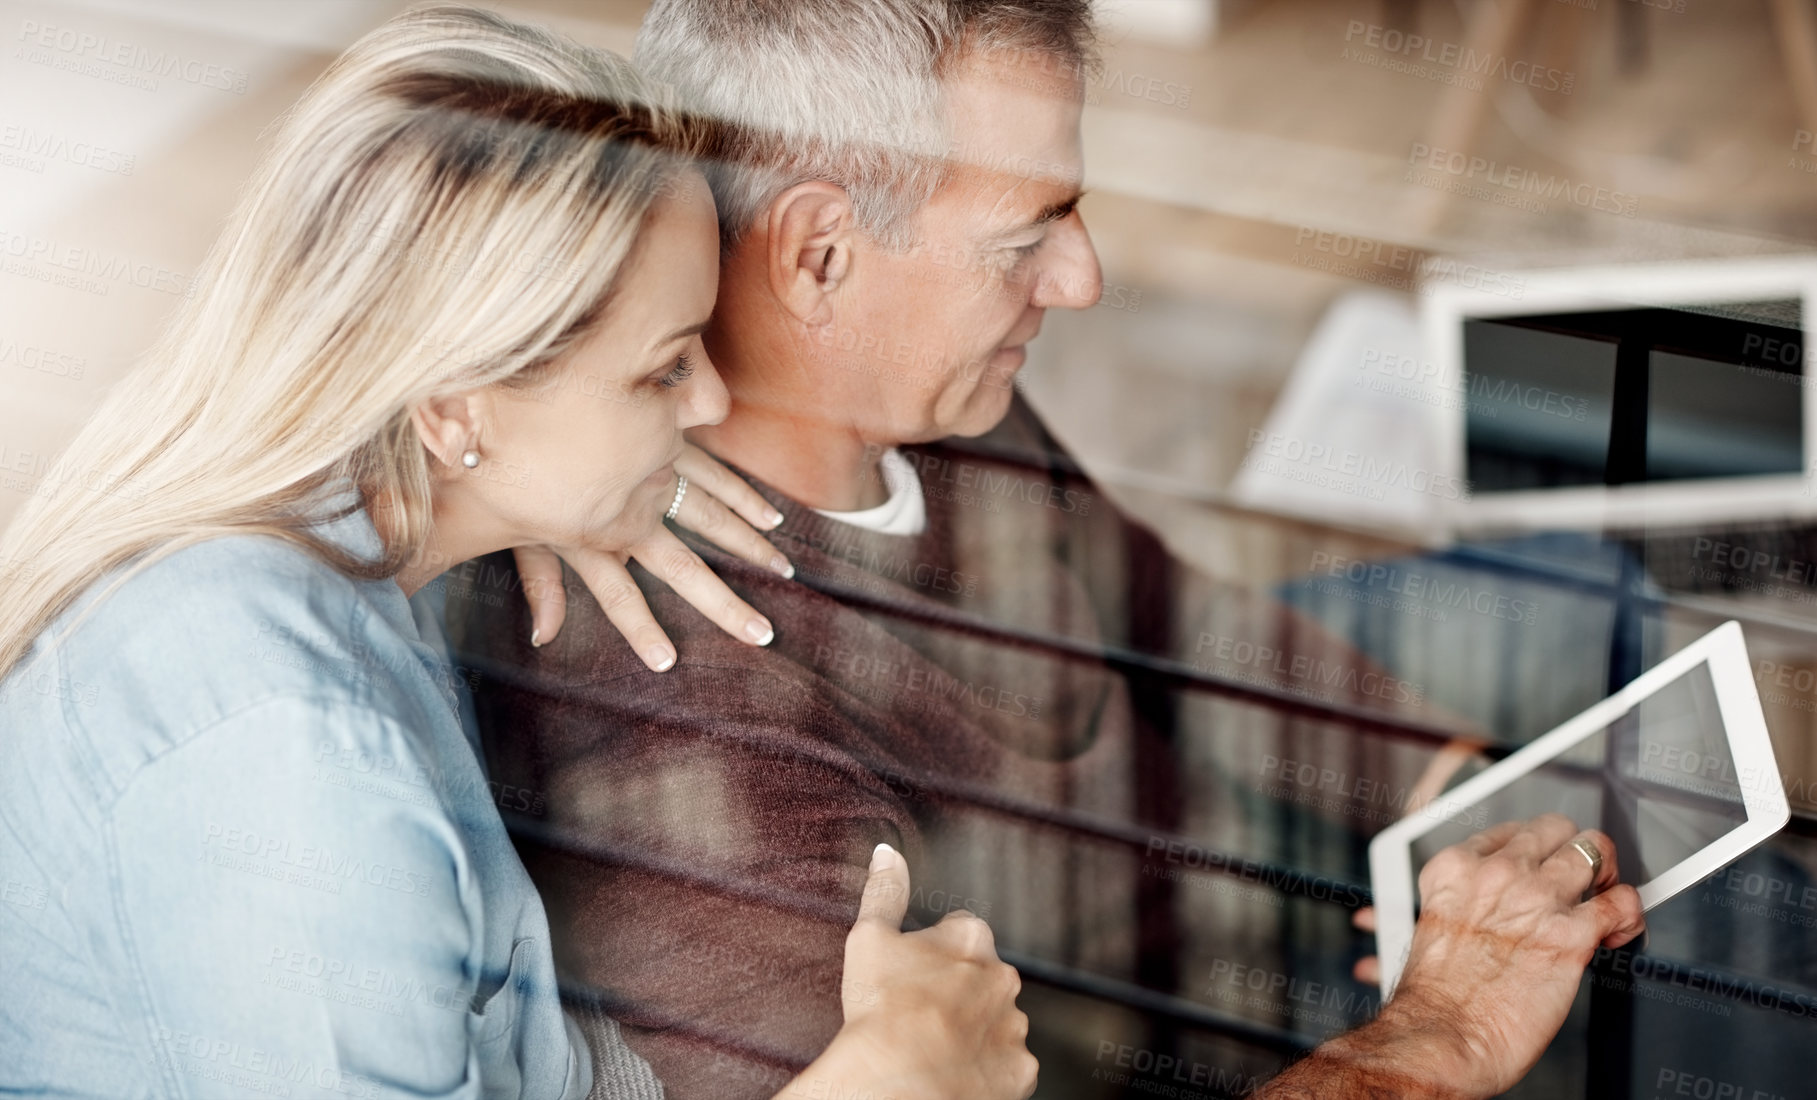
[1030,211,1102,310]
[679,351,731,429]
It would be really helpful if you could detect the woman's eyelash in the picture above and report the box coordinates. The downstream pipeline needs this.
[659,353,695,388]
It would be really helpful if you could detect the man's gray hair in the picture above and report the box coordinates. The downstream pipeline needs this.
[635,0,1097,250]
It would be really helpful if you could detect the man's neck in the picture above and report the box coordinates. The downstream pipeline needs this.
[691,402,890,513]
[691,298,896,511]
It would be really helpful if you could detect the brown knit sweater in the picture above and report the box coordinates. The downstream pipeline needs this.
[443,398,1419,1099]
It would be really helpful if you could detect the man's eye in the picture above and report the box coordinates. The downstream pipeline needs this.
[659,353,695,388]
[1011,238,1045,258]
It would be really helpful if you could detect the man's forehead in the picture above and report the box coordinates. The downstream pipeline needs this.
[938,45,1086,222]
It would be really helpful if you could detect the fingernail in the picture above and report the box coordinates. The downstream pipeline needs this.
[870,842,896,871]
[770,555,795,580]
[645,645,675,672]
[766,508,785,529]
[745,619,774,646]
[530,627,542,649]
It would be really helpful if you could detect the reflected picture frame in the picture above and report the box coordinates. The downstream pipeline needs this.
[1422,255,1817,535]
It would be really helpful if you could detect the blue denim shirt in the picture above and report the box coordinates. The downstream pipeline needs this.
[0,493,610,1099]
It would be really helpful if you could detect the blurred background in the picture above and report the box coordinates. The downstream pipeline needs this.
[6,0,1817,1097]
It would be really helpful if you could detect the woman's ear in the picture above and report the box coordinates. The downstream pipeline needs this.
[764,181,855,326]
[410,390,489,471]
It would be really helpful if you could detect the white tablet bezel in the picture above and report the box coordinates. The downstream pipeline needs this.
[1368,620,1789,1001]
[1420,255,1817,535]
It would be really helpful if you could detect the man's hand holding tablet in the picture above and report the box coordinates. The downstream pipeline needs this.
[1261,816,1645,1100]
[1263,622,1790,1096]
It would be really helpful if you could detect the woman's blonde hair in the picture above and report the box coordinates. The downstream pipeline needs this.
[0,3,700,680]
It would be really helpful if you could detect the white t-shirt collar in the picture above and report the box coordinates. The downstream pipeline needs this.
[810,448,928,536]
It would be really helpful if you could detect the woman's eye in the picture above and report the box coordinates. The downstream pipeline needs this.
[659,353,695,388]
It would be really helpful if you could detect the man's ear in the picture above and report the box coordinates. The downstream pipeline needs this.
[410,389,489,472]
[764,181,854,326]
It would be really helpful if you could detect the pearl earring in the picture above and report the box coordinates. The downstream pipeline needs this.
[461,450,480,469]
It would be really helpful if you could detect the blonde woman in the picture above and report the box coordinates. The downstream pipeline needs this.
[0,7,1035,1100]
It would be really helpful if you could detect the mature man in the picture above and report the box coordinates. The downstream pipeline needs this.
[446,2,1645,1098]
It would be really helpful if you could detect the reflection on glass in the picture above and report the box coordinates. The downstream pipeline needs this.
[1462,320,1618,492]
[1462,302,1807,493]
[1647,351,1803,481]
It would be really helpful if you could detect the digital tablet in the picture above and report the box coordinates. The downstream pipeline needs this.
[1368,620,1789,1000]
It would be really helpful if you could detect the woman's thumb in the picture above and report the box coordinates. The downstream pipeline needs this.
[855,842,911,930]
